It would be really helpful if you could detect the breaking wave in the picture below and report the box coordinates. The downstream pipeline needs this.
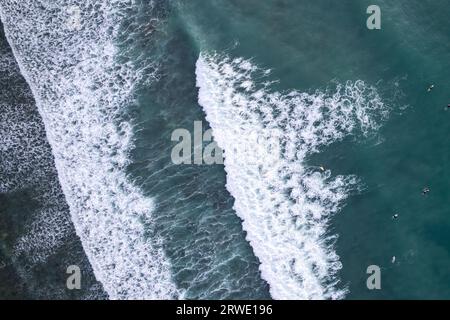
[196,53,389,299]
[0,0,179,299]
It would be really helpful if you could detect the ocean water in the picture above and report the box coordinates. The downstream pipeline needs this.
[0,0,449,299]
[0,23,105,299]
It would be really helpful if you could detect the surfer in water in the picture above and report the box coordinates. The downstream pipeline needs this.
[427,84,434,92]
[422,187,430,195]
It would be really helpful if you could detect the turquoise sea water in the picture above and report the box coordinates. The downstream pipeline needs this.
[0,0,449,299]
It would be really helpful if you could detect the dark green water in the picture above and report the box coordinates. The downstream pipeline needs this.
[0,0,449,299]
[126,0,450,299]
[0,25,105,299]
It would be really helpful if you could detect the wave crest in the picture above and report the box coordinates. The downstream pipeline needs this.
[0,0,179,299]
[196,53,389,299]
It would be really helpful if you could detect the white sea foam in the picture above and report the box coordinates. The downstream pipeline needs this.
[1,36,94,298]
[0,47,72,268]
[196,53,389,299]
[0,0,179,299]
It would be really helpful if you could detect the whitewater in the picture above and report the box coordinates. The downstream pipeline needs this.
[196,53,389,299]
[0,0,179,299]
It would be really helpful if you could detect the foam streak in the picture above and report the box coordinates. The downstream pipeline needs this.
[0,0,179,299]
[196,53,388,300]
